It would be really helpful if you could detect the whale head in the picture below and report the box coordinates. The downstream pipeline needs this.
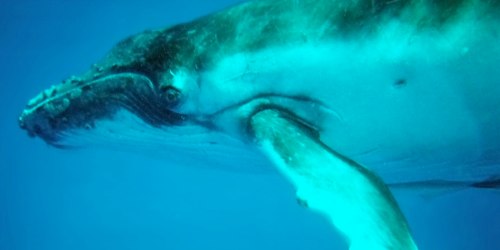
[18,28,199,148]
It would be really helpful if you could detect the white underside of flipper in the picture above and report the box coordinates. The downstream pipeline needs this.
[250,109,418,250]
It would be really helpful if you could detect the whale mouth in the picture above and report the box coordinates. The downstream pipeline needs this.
[19,72,186,147]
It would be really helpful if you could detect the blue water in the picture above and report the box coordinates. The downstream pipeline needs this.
[1,1,499,249]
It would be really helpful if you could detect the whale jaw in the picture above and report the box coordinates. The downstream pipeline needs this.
[19,72,185,147]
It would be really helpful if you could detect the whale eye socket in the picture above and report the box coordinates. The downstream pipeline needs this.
[160,86,181,105]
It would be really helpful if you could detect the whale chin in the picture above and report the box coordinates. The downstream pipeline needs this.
[22,108,166,149]
[34,108,175,150]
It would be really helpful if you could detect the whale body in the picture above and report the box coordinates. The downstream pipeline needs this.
[19,0,500,249]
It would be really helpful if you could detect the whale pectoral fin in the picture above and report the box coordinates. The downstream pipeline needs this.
[249,109,418,250]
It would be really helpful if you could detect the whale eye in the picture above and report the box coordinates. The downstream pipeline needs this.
[160,86,181,105]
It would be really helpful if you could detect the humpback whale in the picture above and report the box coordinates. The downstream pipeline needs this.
[18,0,500,249]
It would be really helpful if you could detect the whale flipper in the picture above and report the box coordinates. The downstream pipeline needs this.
[250,108,417,250]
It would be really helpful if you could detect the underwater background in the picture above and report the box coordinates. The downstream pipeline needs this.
[0,0,499,249]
